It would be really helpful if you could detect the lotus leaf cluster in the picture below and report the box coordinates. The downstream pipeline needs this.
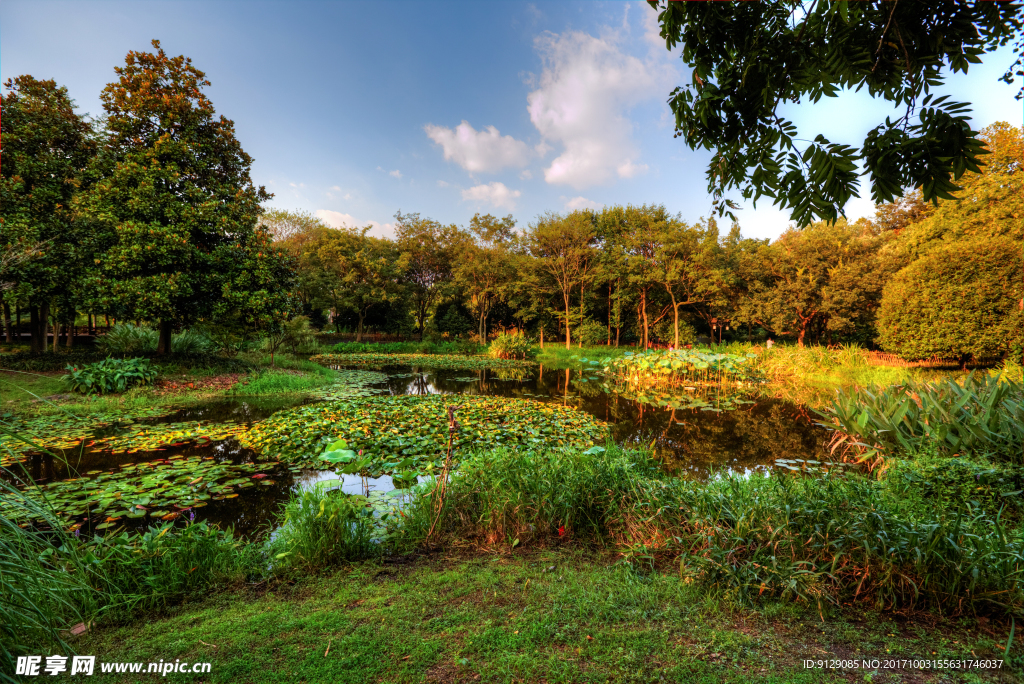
[599,349,759,390]
[306,370,389,401]
[240,395,609,476]
[309,353,536,371]
[2,455,271,526]
[92,421,249,454]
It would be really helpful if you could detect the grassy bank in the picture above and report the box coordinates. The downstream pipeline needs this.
[74,552,1020,683]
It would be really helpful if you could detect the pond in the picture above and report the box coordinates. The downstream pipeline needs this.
[3,364,832,538]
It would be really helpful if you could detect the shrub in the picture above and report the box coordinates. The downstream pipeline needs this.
[96,323,158,354]
[169,329,215,354]
[877,237,1024,361]
[62,357,158,395]
[575,320,610,347]
[488,330,532,360]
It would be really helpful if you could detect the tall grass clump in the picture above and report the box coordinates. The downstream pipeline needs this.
[488,330,532,360]
[750,343,915,392]
[96,324,215,355]
[81,522,251,621]
[267,482,380,571]
[819,374,1024,466]
[233,369,334,395]
[406,445,1024,615]
[0,473,93,681]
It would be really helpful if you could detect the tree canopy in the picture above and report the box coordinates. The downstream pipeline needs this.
[651,0,1023,226]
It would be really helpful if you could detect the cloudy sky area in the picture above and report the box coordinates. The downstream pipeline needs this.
[3,0,1020,239]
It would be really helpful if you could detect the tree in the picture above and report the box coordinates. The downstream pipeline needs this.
[394,211,467,336]
[1,76,97,352]
[78,40,274,354]
[877,237,1023,362]
[455,242,512,343]
[651,0,1023,226]
[738,221,890,346]
[523,211,598,349]
[315,227,408,341]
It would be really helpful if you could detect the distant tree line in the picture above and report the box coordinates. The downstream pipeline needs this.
[2,41,1020,362]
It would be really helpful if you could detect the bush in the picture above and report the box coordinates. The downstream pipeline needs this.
[575,320,609,347]
[96,323,158,354]
[169,329,215,354]
[488,330,532,360]
[877,237,1024,361]
[62,357,158,395]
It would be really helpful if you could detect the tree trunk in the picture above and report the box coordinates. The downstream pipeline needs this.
[157,320,173,354]
[671,299,680,349]
[539,325,544,349]
[2,301,11,343]
[641,291,649,349]
[67,310,76,348]
[564,293,571,349]
[607,282,611,346]
[30,303,48,353]
[356,312,365,342]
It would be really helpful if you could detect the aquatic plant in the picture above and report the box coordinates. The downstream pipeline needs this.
[2,455,272,527]
[62,357,158,395]
[488,330,532,360]
[818,374,1024,466]
[600,348,758,390]
[309,352,536,370]
[241,395,609,475]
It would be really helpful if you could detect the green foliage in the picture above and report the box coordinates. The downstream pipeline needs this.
[654,2,1021,225]
[1,472,92,678]
[412,445,1024,613]
[76,40,289,349]
[62,357,158,395]
[240,395,609,475]
[574,320,609,347]
[3,454,266,526]
[432,300,474,338]
[310,352,532,371]
[886,455,1024,520]
[602,348,758,389]
[95,323,158,354]
[819,374,1024,464]
[329,339,482,355]
[877,237,1023,360]
[488,330,532,360]
[266,482,379,571]
[1,75,97,353]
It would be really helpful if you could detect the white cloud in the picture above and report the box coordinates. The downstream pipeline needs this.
[389,169,403,179]
[564,196,602,211]
[425,120,533,174]
[437,180,450,188]
[525,23,676,189]
[330,185,342,191]
[519,169,533,180]
[461,182,522,210]
[316,210,396,238]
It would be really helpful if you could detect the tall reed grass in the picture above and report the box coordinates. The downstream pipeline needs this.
[402,445,1024,615]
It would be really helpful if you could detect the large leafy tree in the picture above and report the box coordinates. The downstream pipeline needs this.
[394,211,467,336]
[737,221,891,346]
[315,227,408,341]
[78,40,274,353]
[651,1,1023,226]
[878,237,1023,362]
[1,76,97,352]
[523,211,598,349]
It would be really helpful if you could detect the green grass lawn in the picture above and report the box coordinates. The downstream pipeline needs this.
[76,551,1019,684]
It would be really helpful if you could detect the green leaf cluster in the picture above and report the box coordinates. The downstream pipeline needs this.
[62,357,158,395]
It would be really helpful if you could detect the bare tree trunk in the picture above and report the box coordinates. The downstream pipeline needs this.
[564,293,571,349]
[539,325,544,349]
[607,282,611,346]
[641,291,649,349]
[157,320,173,354]
[2,301,11,343]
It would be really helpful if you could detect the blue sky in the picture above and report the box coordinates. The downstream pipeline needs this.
[3,0,1021,239]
